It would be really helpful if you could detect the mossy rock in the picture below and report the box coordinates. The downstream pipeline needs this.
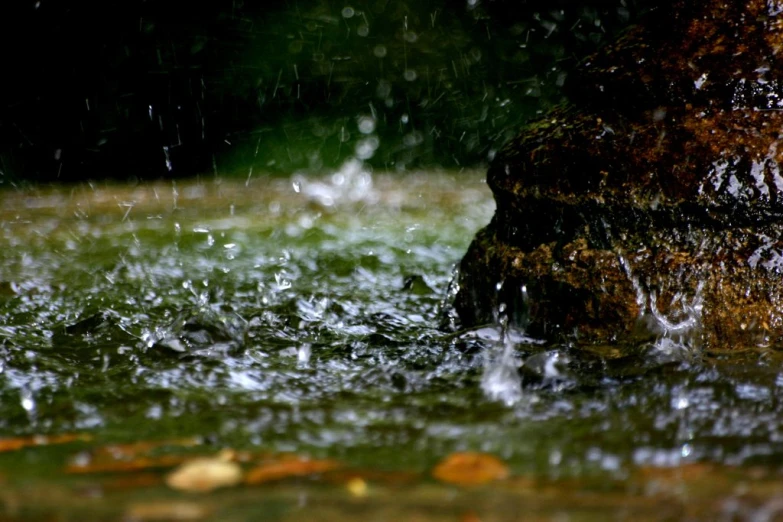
[455,0,783,350]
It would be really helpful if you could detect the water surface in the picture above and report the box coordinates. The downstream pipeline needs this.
[2,169,783,520]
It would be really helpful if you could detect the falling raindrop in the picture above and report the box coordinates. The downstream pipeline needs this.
[298,344,312,366]
[357,115,376,134]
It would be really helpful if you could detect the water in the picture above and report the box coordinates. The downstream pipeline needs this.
[2,171,783,520]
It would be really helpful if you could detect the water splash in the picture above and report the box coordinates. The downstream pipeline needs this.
[481,335,523,406]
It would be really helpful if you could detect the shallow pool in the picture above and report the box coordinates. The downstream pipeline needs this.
[2,169,783,521]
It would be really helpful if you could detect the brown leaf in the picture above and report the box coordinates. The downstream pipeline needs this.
[65,438,203,474]
[0,433,92,453]
[95,437,202,460]
[245,456,342,485]
[66,454,188,474]
[432,452,510,486]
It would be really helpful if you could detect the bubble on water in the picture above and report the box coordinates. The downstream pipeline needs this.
[401,113,409,124]
[404,69,418,81]
[342,6,354,18]
[357,25,369,37]
[373,45,387,58]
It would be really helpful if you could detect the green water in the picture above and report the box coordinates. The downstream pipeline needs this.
[3,170,783,520]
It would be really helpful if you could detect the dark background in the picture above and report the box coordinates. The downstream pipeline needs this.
[0,0,655,183]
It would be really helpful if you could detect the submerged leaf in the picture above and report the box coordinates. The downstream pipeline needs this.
[0,433,92,453]
[245,456,341,485]
[432,452,510,486]
[67,454,188,474]
[346,477,368,497]
[65,437,202,474]
[165,452,243,493]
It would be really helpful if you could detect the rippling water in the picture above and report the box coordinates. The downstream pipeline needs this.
[3,170,783,520]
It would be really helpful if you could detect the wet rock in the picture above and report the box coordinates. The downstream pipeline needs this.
[455,0,783,350]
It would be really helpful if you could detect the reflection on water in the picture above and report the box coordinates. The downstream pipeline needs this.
[2,172,783,520]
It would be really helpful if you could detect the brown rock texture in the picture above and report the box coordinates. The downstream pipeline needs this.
[454,0,783,350]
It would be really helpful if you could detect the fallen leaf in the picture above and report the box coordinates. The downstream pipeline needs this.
[125,501,210,521]
[165,452,243,493]
[346,477,368,497]
[0,433,92,453]
[432,452,510,486]
[65,438,204,474]
[245,456,341,485]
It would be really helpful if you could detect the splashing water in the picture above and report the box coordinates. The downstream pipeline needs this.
[2,174,783,521]
[481,332,523,406]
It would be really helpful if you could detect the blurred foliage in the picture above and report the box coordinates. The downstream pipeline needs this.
[0,0,656,182]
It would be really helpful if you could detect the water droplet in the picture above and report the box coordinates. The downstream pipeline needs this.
[21,390,36,413]
[357,115,376,134]
[355,136,380,160]
[373,45,387,58]
[298,344,312,366]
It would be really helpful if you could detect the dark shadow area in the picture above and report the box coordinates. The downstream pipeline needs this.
[0,0,655,183]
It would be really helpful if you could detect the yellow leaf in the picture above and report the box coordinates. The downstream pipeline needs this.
[165,454,243,493]
[346,477,368,497]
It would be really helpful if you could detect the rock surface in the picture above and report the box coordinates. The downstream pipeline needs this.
[455,0,783,350]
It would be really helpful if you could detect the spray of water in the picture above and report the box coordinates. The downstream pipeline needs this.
[480,283,524,405]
